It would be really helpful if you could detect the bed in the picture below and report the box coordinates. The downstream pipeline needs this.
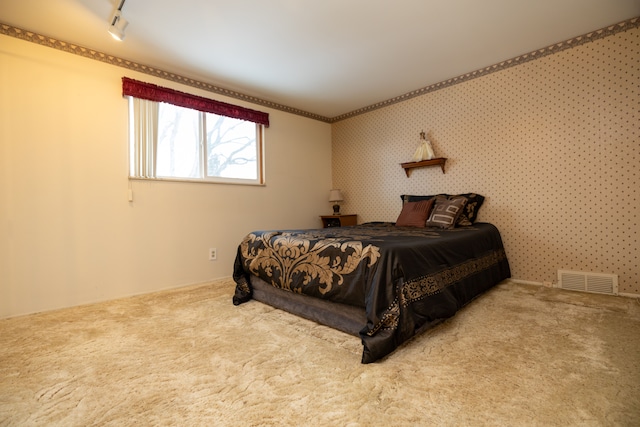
[232,194,511,363]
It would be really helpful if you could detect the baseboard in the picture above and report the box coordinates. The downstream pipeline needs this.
[509,278,640,299]
[619,292,640,299]
[509,279,545,286]
[1,277,233,321]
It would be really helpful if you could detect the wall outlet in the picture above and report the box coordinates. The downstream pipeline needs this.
[209,248,217,261]
[543,280,553,288]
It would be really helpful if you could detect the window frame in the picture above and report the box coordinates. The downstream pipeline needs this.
[124,77,268,186]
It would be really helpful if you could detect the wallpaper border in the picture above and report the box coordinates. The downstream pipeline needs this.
[1,16,638,124]
[0,23,329,123]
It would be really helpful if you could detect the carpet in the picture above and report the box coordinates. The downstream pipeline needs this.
[1,279,639,426]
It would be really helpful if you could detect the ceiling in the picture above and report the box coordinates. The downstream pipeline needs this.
[1,0,639,120]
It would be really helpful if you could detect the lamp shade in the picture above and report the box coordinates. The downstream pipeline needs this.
[328,189,344,202]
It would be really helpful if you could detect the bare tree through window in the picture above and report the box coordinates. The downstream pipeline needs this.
[206,114,256,179]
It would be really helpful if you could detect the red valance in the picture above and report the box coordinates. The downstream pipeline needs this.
[122,77,269,127]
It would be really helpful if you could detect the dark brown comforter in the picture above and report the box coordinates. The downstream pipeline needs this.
[233,222,510,363]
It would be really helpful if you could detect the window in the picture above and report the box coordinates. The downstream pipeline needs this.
[124,77,268,185]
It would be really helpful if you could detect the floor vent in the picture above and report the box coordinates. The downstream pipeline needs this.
[557,270,618,295]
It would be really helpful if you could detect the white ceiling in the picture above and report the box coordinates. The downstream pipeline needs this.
[1,0,639,119]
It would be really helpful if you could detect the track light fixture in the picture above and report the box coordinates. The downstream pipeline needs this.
[108,0,128,41]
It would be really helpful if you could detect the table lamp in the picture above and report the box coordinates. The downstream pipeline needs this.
[329,189,344,215]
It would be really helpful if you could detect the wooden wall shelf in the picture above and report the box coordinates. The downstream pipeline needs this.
[400,158,447,177]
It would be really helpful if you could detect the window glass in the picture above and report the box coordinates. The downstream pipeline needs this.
[206,113,258,180]
[129,100,264,185]
[156,104,201,179]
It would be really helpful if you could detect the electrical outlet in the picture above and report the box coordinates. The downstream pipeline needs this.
[209,248,217,261]
[543,280,552,287]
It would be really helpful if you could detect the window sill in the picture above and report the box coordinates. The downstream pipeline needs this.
[128,176,266,186]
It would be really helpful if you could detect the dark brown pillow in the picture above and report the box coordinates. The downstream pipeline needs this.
[426,196,467,229]
[395,199,435,227]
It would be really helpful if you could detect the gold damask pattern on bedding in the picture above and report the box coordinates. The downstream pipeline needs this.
[240,230,381,295]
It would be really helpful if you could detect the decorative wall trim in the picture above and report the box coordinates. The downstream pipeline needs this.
[330,16,640,123]
[0,23,331,123]
[1,17,638,124]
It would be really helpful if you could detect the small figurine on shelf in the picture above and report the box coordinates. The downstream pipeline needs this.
[411,130,435,162]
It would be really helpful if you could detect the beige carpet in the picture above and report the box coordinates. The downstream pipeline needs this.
[1,279,639,426]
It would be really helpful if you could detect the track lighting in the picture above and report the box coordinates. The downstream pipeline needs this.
[108,0,128,41]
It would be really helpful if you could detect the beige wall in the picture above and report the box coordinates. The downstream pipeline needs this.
[332,27,639,295]
[0,36,332,318]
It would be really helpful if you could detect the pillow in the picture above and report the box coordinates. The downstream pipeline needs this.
[455,193,485,225]
[395,199,435,227]
[402,193,485,225]
[401,194,440,205]
[425,196,467,229]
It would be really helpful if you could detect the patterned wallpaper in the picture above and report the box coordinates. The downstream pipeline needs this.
[332,26,639,294]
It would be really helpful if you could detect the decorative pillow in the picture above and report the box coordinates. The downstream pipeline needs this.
[450,193,485,225]
[401,194,440,205]
[402,193,485,225]
[426,196,467,229]
[395,199,435,227]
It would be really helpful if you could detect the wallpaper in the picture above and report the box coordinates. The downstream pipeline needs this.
[332,26,639,294]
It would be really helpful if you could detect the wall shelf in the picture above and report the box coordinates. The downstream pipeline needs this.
[400,158,447,177]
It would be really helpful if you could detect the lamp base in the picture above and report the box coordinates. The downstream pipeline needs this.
[332,204,340,215]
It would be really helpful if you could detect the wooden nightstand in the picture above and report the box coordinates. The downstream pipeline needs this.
[320,214,357,228]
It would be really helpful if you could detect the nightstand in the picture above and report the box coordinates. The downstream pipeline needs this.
[320,214,357,228]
